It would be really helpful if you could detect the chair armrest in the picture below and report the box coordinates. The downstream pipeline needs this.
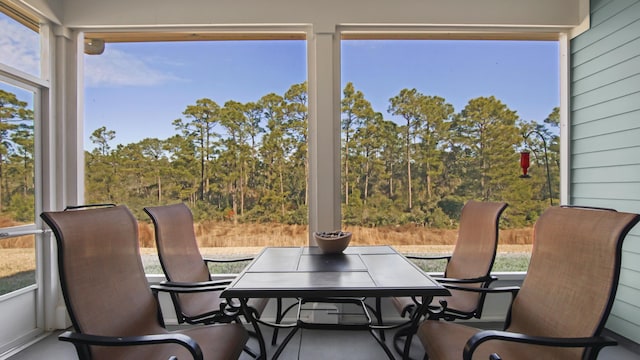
[405,254,451,261]
[409,284,518,311]
[59,330,203,360]
[203,256,254,263]
[157,279,232,288]
[463,330,617,360]
[151,281,240,317]
[151,282,229,294]
[441,284,520,297]
[437,275,496,285]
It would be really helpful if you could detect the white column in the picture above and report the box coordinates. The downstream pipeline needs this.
[44,25,83,331]
[51,26,84,208]
[559,33,570,206]
[307,24,341,244]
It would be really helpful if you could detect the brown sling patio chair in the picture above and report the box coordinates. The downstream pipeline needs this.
[391,200,507,357]
[418,205,640,360]
[41,204,248,360]
[144,203,271,356]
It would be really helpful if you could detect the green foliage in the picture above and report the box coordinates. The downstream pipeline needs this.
[408,253,530,273]
[0,84,566,229]
[8,193,34,222]
[0,270,35,296]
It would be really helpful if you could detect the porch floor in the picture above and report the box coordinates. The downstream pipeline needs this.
[5,323,639,360]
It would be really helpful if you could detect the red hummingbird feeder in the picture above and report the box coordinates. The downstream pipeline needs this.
[520,151,531,178]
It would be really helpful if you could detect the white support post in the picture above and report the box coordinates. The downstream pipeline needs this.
[307,24,341,244]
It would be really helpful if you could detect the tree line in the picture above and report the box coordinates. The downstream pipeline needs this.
[0,90,34,222]
[0,83,559,228]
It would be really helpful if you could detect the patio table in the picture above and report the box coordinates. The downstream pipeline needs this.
[221,245,450,360]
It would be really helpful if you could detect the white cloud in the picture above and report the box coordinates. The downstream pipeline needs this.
[0,18,40,76]
[1,16,176,88]
[84,48,181,88]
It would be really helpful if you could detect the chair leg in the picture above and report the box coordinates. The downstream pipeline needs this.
[271,298,302,346]
[271,298,283,345]
[376,297,385,341]
[393,324,419,360]
[403,330,415,359]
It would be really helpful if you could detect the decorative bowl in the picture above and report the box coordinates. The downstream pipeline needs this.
[313,231,352,254]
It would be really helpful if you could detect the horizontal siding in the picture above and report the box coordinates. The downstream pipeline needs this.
[571,182,640,199]
[573,164,640,183]
[619,264,640,286]
[606,314,640,343]
[611,295,640,328]
[572,0,639,53]
[621,251,640,272]
[572,73,640,110]
[573,36,640,81]
[590,0,637,27]
[571,146,640,168]
[573,14,640,69]
[571,92,640,124]
[572,127,640,152]
[570,198,640,214]
[572,54,640,96]
[571,0,640,341]
[622,232,640,253]
[572,111,640,138]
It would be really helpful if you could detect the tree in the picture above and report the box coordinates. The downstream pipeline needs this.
[413,95,453,207]
[77,83,560,231]
[258,93,289,219]
[284,82,309,217]
[0,90,34,212]
[341,82,372,205]
[219,100,252,222]
[454,96,520,201]
[164,134,200,204]
[139,138,168,204]
[388,88,423,210]
[87,126,117,202]
[243,101,266,210]
[173,98,220,201]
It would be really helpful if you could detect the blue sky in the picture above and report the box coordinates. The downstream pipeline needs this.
[1,13,559,149]
[83,39,558,148]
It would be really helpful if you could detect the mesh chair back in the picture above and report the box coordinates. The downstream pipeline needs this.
[145,203,211,283]
[506,206,640,358]
[443,200,507,313]
[145,203,224,319]
[41,205,167,358]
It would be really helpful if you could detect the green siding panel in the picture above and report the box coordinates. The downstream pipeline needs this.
[569,198,640,215]
[622,232,640,253]
[573,37,640,82]
[573,15,640,67]
[572,74,640,110]
[621,252,640,272]
[572,182,640,199]
[571,92,640,123]
[571,0,640,343]
[572,127,640,152]
[573,0,640,52]
[606,314,640,343]
[590,0,639,28]
[573,164,640,183]
[619,267,640,289]
[611,298,640,329]
[572,54,640,96]
[571,147,640,167]
[572,111,640,138]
